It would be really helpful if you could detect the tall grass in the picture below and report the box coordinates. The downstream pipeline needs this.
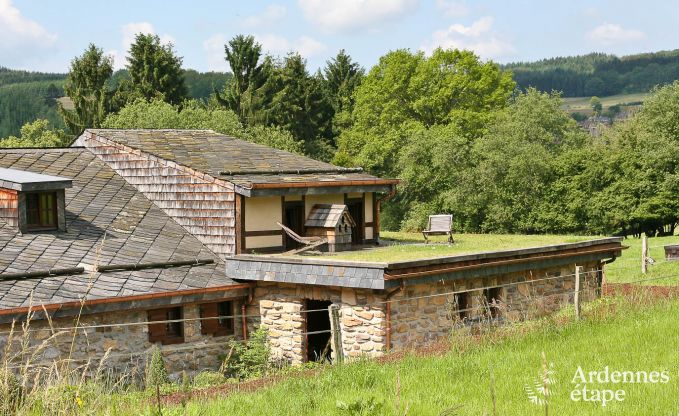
[139,292,679,415]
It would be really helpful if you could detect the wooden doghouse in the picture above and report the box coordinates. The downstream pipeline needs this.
[305,204,356,252]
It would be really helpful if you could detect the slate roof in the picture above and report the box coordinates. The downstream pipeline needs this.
[305,204,356,228]
[0,148,238,310]
[85,129,396,189]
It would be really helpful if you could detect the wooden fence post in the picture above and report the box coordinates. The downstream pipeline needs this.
[574,265,582,320]
[641,234,649,274]
[328,304,344,364]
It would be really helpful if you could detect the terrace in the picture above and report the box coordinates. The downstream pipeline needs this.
[226,233,625,290]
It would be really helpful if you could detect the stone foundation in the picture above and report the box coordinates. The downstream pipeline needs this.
[0,304,238,380]
[250,283,386,364]
[389,262,601,350]
[252,262,602,361]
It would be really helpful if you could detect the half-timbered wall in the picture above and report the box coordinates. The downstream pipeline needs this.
[244,196,283,249]
[75,132,237,257]
[242,193,375,252]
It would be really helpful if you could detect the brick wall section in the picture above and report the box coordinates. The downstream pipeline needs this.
[76,131,237,257]
[0,188,18,228]
[389,262,601,350]
[0,304,237,380]
[249,282,387,364]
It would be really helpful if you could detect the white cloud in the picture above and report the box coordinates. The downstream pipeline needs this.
[243,5,286,28]
[296,36,326,57]
[203,34,229,72]
[436,0,469,18]
[587,23,645,45]
[421,17,515,59]
[203,33,326,72]
[256,34,327,58]
[297,0,418,33]
[108,22,175,70]
[0,0,57,65]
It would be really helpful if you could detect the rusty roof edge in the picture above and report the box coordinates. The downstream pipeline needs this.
[0,283,251,322]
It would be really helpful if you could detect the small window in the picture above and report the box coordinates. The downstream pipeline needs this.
[25,192,57,230]
[148,307,184,345]
[483,287,503,318]
[200,301,235,336]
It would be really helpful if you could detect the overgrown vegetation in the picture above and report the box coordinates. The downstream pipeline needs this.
[221,327,271,380]
[102,293,679,415]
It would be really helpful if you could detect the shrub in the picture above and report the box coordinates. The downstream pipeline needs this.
[146,347,170,389]
[192,371,227,388]
[221,327,271,380]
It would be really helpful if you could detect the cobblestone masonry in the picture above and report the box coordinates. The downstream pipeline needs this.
[0,304,237,380]
[389,262,601,349]
[0,262,603,375]
[250,261,601,361]
[249,282,386,364]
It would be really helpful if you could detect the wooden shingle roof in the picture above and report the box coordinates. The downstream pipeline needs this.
[305,204,356,228]
[84,129,398,194]
[0,148,239,312]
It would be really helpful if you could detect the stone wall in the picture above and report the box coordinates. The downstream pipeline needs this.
[0,304,238,380]
[389,262,601,350]
[250,282,386,364]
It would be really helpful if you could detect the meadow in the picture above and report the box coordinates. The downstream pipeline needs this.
[561,92,648,114]
[109,293,679,415]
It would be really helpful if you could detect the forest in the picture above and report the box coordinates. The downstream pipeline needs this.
[505,49,679,97]
[0,66,230,137]
[1,36,677,238]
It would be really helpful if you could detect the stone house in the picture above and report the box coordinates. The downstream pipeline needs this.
[0,129,624,375]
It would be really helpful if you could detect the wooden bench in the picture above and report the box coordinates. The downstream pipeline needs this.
[422,214,454,244]
[276,222,328,255]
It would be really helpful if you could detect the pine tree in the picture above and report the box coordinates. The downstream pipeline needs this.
[323,50,364,140]
[216,35,270,124]
[266,54,333,158]
[119,34,187,105]
[58,44,113,135]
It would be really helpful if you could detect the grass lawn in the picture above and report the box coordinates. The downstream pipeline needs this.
[604,234,679,285]
[312,232,595,263]
[126,296,679,415]
[312,232,679,286]
[561,92,649,114]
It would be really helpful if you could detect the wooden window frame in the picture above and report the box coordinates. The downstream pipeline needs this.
[200,301,235,337]
[25,191,58,231]
[148,307,184,345]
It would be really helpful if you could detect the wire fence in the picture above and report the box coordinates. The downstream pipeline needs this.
[3,263,679,372]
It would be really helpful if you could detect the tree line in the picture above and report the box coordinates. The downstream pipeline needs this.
[1,35,677,237]
[506,49,679,97]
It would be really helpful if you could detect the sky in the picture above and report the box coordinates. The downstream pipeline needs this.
[2,0,679,73]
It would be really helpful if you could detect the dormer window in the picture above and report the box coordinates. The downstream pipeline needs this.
[0,167,72,233]
[26,192,58,230]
